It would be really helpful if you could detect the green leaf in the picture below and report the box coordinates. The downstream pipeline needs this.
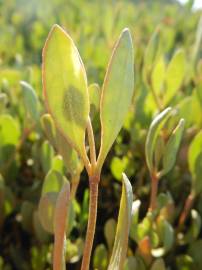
[41,113,83,177]
[41,114,57,148]
[40,141,54,173]
[66,238,84,264]
[98,28,134,168]
[93,244,108,270]
[42,170,67,196]
[53,182,70,270]
[104,218,116,251]
[108,173,133,270]
[33,211,49,243]
[145,107,172,173]
[20,81,39,122]
[161,118,185,176]
[110,156,129,181]
[0,114,20,146]
[42,24,89,159]
[192,16,202,63]
[188,130,202,193]
[143,27,162,84]
[38,192,57,234]
[151,56,165,95]
[164,50,186,104]
[152,218,174,257]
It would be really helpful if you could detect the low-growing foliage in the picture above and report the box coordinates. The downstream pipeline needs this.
[0,1,202,270]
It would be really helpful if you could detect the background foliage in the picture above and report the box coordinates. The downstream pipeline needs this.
[0,0,202,269]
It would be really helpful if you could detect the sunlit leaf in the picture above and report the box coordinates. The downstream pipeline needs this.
[151,56,165,95]
[164,50,186,104]
[108,173,133,270]
[42,24,89,159]
[98,28,134,168]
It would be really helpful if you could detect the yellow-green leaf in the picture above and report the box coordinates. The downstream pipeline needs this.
[164,50,186,104]
[151,56,165,95]
[98,28,134,168]
[108,173,133,270]
[42,24,89,159]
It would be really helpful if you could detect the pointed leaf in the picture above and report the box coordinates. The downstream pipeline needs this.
[145,107,172,173]
[42,24,89,159]
[108,173,133,270]
[161,118,185,176]
[98,28,134,168]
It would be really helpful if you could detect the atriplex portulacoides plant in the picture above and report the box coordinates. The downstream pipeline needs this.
[41,24,134,270]
[145,107,185,212]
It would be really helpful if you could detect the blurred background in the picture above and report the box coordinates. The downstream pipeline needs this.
[0,0,202,269]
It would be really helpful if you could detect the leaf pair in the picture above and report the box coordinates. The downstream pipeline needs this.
[145,108,185,177]
[42,24,134,170]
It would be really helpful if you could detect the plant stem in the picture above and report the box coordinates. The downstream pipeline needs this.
[81,176,99,270]
[149,172,159,211]
[87,117,96,168]
[178,191,195,228]
[70,174,80,199]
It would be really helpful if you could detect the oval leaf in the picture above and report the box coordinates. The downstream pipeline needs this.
[98,28,134,168]
[108,173,133,270]
[42,24,89,159]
